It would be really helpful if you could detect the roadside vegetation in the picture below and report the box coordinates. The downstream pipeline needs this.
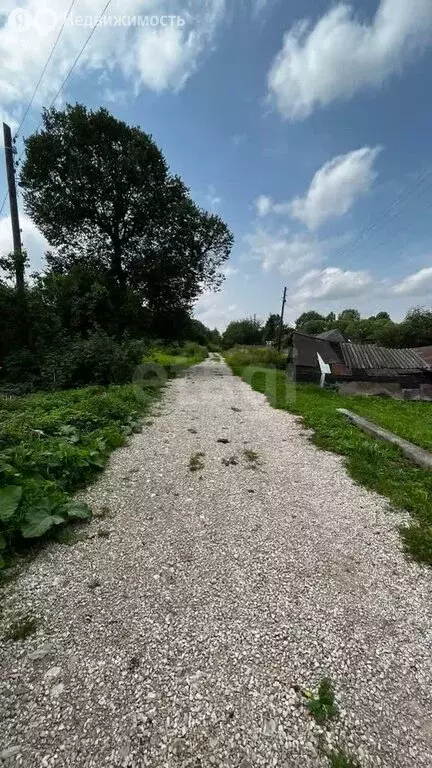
[143,342,207,374]
[0,342,210,569]
[0,383,155,568]
[224,347,432,566]
[224,346,286,373]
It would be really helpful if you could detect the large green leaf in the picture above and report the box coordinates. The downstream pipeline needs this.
[60,501,92,520]
[0,486,23,522]
[21,509,65,539]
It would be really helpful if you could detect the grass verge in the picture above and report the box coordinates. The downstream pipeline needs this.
[224,351,432,567]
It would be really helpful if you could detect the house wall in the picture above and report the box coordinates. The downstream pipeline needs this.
[291,366,432,393]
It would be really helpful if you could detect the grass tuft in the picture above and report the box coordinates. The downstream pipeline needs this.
[189,452,205,472]
[244,448,260,466]
[326,748,360,768]
[305,677,339,724]
[4,615,38,641]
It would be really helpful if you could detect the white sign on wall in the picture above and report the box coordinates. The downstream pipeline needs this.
[317,352,331,388]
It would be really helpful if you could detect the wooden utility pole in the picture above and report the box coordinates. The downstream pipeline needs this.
[277,286,287,351]
[3,122,24,292]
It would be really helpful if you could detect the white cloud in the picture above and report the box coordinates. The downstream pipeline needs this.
[194,290,241,330]
[393,266,432,296]
[206,185,221,209]
[254,194,292,217]
[0,212,49,272]
[244,226,322,274]
[294,267,373,301]
[223,265,239,277]
[252,0,270,15]
[255,195,273,217]
[289,147,381,230]
[0,0,226,129]
[0,108,19,147]
[268,0,432,120]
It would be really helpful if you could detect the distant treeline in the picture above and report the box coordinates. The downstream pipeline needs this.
[222,307,432,349]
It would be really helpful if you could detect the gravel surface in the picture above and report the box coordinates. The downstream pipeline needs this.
[1,356,432,767]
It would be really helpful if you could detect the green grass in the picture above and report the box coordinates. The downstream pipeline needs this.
[224,350,432,566]
[334,395,432,452]
[224,345,286,376]
[0,382,159,568]
[143,342,207,374]
[326,748,360,768]
[305,677,339,724]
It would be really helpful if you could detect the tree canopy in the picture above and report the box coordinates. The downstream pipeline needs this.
[20,103,233,337]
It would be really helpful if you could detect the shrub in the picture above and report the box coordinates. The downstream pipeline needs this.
[39,330,144,389]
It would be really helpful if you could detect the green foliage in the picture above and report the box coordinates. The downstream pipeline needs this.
[326,748,360,768]
[295,305,432,348]
[222,318,263,348]
[262,313,280,343]
[227,361,432,566]
[143,342,207,374]
[0,383,156,564]
[295,310,328,336]
[20,103,233,339]
[0,486,23,521]
[306,678,339,724]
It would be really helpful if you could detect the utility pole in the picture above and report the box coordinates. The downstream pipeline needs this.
[3,122,24,292]
[277,286,287,351]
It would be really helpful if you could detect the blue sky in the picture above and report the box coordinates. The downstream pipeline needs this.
[1,0,432,329]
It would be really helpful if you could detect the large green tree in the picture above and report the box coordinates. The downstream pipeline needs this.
[20,104,233,334]
[295,311,327,335]
[262,313,280,343]
[222,318,263,348]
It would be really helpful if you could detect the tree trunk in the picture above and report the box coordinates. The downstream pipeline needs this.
[109,233,127,337]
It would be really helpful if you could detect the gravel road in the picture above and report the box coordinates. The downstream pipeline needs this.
[1,357,431,767]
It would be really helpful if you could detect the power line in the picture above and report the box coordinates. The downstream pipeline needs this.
[45,0,113,113]
[331,166,432,265]
[3,0,113,206]
[0,191,8,218]
[13,0,78,142]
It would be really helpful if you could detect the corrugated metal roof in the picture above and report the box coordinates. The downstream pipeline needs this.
[341,343,430,371]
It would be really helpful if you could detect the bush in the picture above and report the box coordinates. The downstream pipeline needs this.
[40,330,145,389]
[0,330,147,393]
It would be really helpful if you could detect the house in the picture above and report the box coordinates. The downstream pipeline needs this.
[290,331,432,398]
